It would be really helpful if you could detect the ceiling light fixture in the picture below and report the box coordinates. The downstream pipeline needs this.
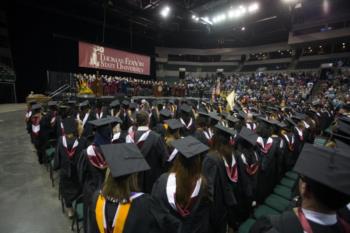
[248,3,259,13]
[160,6,170,18]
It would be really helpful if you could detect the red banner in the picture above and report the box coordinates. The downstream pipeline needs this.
[78,41,150,75]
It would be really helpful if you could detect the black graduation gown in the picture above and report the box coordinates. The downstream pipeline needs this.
[193,129,210,146]
[133,130,169,193]
[54,136,88,206]
[235,149,260,219]
[280,132,296,172]
[27,114,51,163]
[250,210,345,233]
[179,118,196,137]
[153,123,166,139]
[89,191,180,233]
[78,112,96,139]
[47,110,59,141]
[292,127,305,158]
[256,137,280,204]
[151,173,212,233]
[202,152,240,232]
[77,146,107,232]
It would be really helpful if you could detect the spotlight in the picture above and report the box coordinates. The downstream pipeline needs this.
[241,26,246,31]
[282,0,298,3]
[248,3,259,13]
[238,5,247,16]
[160,6,170,18]
[192,15,196,19]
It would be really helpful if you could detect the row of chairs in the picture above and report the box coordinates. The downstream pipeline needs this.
[238,171,299,233]
[44,141,84,233]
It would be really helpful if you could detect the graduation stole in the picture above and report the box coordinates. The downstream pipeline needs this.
[25,110,32,122]
[246,122,256,132]
[295,127,304,141]
[95,193,143,233]
[241,152,259,176]
[166,173,201,217]
[203,129,214,145]
[180,118,193,130]
[31,115,41,136]
[167,148,178,162]
[77,111,90,127]
[50,111,57,127]
[125,129,151,149]
[223,154,238,183]
[256,137,273,154]
[302,120,310,129]
[87,145,108,169]
[60,123,79,159]
[163,123,168,131]
[111,132,121,143]
[296,208,350,233]
[96,109,104,119]
[282,133,294,151]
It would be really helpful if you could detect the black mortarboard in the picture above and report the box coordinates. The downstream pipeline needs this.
[267,106,279,112]
[237,111,246,119]
[208,112,221,121]
[68,100,77,105]
[215,124,236,136]
[110,100,120,108]
[171,136,209,158]
[292,113,307,121]
[198,112,210,118]
[31,104,42,111]
[294,143,350,195]
[180,104,192,113]
[89,116,122,127]
[160,109,172,118]
[79,100,89,108]
[101,143,150,178]
[166,119,184,130]
[226,115,240,123]
[221,112,229,118]
[122,100,130,106]
[48,101,58,107]
[238,127,258,145]
[130,102,138,110]
[285,118,296,127]
[339,117,350,125]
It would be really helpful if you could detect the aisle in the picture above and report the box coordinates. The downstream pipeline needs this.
[0,110,71,233]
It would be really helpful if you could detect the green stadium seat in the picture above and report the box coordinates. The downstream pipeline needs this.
[238,218,256,233]
[280,178,296,189]
[273,185,293,200]
[264,194,290,212]
[285,171,298,180]
[253,205,279,219]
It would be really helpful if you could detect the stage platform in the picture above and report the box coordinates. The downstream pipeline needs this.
[0,103,26,114]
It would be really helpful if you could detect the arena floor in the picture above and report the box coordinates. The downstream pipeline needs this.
[0,105,71,233]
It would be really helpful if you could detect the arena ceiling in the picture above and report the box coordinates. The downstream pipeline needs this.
[9,0,350,48]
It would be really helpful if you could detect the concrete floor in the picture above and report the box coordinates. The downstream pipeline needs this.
[0,106,71,233]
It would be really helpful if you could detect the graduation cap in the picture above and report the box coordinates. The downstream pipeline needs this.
[198,112,210,118]
[215,124,236,136]
[285,118,296,127]
[79,100,89,108]
[89,116,122,127]
[226,115,239,124]
[160,108,172,118]
[208,112,221,121]
[335,120,350,136]
[31,104,42,111]
[180,104,192,113]
[100,143,150,178]
[48,101,58,107]
[171,136,209,158]
[166,119,184,130]
[122,100,130,106]
[237,111,246,119]
[292,113,307,121]
[294,143,350,195]
[221,112,229,118]
[238,127,258,145]
[129,102,138,110]
[339,117,350,125]
[68,100,77,105]
[28,100,37,105]
[110,100,120,108]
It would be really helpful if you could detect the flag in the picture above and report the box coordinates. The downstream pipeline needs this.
[226,90,236,111]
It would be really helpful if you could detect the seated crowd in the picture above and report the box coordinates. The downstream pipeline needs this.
[25,71,350,233]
